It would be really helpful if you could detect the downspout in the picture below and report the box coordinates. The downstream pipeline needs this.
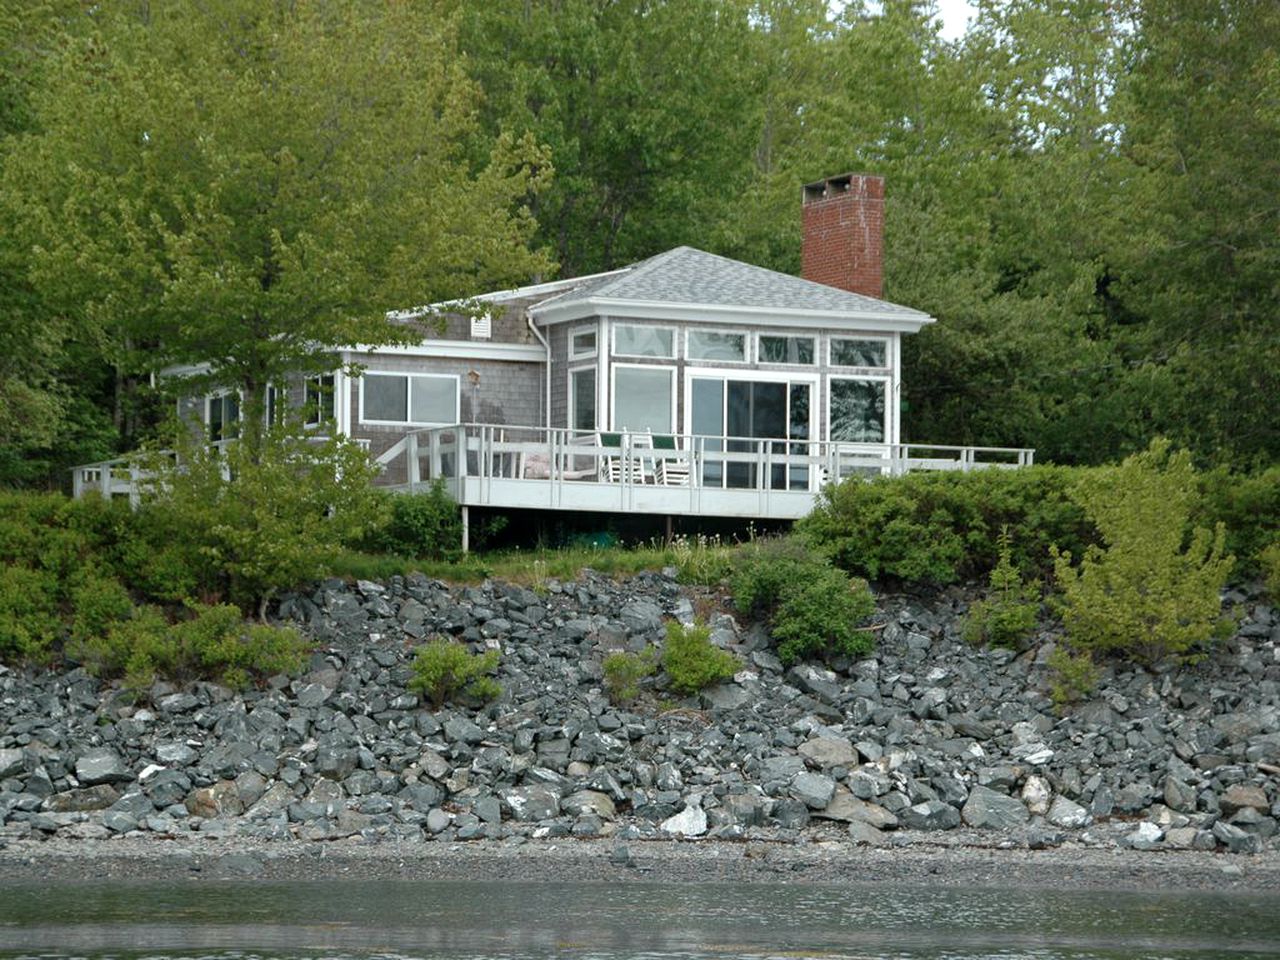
[526,310,551,429]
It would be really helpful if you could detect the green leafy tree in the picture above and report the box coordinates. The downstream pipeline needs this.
[6,1,552,457]
[1051,440,1234,663]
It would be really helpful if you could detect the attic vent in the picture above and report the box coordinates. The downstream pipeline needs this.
[470,312,492,340]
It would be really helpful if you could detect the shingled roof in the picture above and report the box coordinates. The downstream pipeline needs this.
[531,246,930,322]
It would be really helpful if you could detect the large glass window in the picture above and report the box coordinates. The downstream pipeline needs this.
[613,366,673,432]
[570,367,596,432]
[614,324,675,358]
[691,376,812,490]
[831,337,888,368]
[830,378,886,442]
[687,329,746,362]
[362,373,458,425]
[759,335,815,365]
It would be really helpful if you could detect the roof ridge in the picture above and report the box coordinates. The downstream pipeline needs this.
[582,247,686,298]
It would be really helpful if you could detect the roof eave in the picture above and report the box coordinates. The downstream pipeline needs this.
[530,296,935,334]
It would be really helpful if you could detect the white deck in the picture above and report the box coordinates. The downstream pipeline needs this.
[372,424,1035,522]
[70,424,1034,532]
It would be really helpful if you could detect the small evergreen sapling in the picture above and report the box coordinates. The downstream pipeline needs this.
[962,527,1040,648]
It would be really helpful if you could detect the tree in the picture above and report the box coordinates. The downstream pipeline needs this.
[5,1,552,456]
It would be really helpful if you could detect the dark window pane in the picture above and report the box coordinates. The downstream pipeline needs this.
[831,338,887,367]
[830,379,886,442]
[365,374,407,422]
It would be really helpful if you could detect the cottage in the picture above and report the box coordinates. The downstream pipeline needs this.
[74,174,1033,542]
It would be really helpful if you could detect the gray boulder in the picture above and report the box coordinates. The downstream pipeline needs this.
[75,748,131,786]
[899,799,961,831]
[962,785,1029,830]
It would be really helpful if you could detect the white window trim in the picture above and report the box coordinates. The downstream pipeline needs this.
[611,322,678,360]
[610,362,677,433]
[829,335,892,370]
[357,371,461,427]
[303,373,337,428]
[570,326,599,360]
[568,363,598,433]
[757,332,819,367]
[681,366,819,440]
[827,374,892,445]
[685,327,751,365]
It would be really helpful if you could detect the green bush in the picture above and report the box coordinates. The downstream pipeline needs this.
[731,537,876,664]
[1047,646,1101,708]
[370,481,463,559]
[1051,440,1234,664]
[1198,465,1280,578]
[409,638,501,707]
[661,621,738,695]
[670,533,736,585]
[602,647,658,705]
[798,466,1093,584]
[1262,542,1280,600]
[0,565,60,662]
[68,570,135,646]
[962,527,1041,649]
[70,601,307,691]
[136,427,386,613]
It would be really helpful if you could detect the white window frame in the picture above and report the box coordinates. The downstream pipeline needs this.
[827,374,891,444]
[612,323,678,360]
[205,391,240,441]
[829,335,891,370]
[686,327,750,364]
[304,373,337,427]
[682,366,819,439]
[757,333,818,366]
[610,362,677,433]
[568,363,598,433]
[570,327,598,360]
[358,371,461,427]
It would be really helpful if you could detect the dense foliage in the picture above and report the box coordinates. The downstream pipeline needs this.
[661,621,739,696]
[0,1,1276,481]
[1052,441,1235,664]
[408,639,502,708]
[962,528,1042,649]
[732,537,877,664]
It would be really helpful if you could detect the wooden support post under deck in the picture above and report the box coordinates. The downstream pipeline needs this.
[461,505,470,554]
[665,515,673,545]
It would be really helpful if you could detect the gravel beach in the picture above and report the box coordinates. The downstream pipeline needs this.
[3,834,1279,892]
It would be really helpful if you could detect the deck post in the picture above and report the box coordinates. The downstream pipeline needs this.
[99,464,111,497]
[461,505,470,554]
[406,432,420,487]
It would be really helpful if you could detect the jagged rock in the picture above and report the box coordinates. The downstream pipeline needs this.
[789,772,836,810]
[0,748,24,779]
[846,820,889,845]
[1213,820,1264,854]
[562,790,616,820]
[797,736,858,769]
[899,799,960,831]
[661,802,707,837]
[43,784,120,812]
[1047,796,1091,828]
[499,786,561,822]
[75,748,131,786]
[1220,783,1269,817]
[962,785,1029,830]
[186,780,243,818]
[819,790,898,830]
[1125,822,1164,850]
[1021,775,1052,815]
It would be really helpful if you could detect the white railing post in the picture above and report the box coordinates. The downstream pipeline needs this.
[406,432,420,487]
[428,430,441,479]
[99,464,111,497]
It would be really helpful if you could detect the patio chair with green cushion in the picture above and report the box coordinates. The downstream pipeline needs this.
[599,432,624,482]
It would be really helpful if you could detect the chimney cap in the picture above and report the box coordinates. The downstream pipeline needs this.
[802,172,884,204]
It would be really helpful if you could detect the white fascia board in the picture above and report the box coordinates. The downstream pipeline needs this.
[157,361,213,380]
[345,340,545,362]
[532,297,936,335]
[388,268,629,320]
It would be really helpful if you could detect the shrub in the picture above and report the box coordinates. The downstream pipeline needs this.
[71,601,307,691]
[136,427,386,613]
[1198,465,1280,578]
[1047,646,1101,708]
[670,533,736,586]
[602,647,658,705]
[798,466,1093,584]
[1262,542,1280,600]
[409,638,501,707]
[661,621,738,695]
[731,537,876,664]
[370,481,463,559]
[1051,440,1234,664]
[962,527,1041,649]
[68,570,136,646]
[0,565,60,662]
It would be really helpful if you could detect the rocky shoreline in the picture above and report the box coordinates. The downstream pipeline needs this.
[2,570,1279,888]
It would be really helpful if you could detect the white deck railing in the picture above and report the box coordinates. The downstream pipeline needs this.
[368,424,1034,520]
[71,424,1032,523]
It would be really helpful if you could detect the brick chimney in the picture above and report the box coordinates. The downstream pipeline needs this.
[801,173,884,299]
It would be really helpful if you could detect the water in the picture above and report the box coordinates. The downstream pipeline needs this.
[1,880,1277,959]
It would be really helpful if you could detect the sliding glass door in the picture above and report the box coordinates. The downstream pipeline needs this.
[690,375,812,489]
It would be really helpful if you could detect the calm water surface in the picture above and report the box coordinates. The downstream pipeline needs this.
[0,879,1277,960]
